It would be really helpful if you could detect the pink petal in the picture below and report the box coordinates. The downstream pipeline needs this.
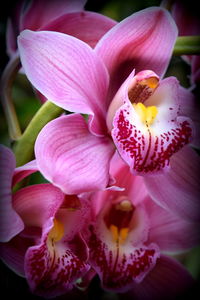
[24,202,90,298]
[122,255,195,300]
[144,196,200,252]
[18,30,109,135]
[35,114,115,194]
[109,151,148,206]
[179,86,200,148]
[87,224,160,292]
[13,184,64,228]
[0,145,24,242]
[95,7,177,101]
[20,0,87,31]
[144,145,200,221]
[12,159,38,187]
[87,192,160,292]
[57,193,91,241]
[25,233,90,298]
[112,78,193,174]
[42,11,117,48]
[0,227,40,277]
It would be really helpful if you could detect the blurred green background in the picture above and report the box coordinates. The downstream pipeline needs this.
[0,0,199,299]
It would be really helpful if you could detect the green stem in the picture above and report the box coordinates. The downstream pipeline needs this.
[13,101,63,166]
[0,54,22,140]
[173,36,200,55]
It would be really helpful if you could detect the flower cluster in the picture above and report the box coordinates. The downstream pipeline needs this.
[0,0,200,299]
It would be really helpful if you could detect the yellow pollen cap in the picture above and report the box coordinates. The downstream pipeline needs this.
[139,77,159,89]
[110,224,129,245]
[48,218,64,242]
[134,102,158,126]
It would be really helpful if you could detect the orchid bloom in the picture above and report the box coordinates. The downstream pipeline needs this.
[17,7,199,219]
[0,145,90,298]
[83,153,198,298]
[7,0,116,57]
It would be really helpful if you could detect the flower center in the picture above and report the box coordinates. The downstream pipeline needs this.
[133,102,158,126]
[104,198,135,245]
[48,218,64,242]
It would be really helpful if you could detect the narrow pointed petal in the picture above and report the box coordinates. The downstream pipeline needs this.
[43,11,117,48]
[12,159,38,186]
[144,197,200,252]
[35,114,115,194]
[95,7,177,101]
[144,146,200,221]
[20,0,87,31]
[13,184,64,228]
[0,145,24,242]
[122,255,195,300]
[112,77,193,174]
[18,30,109,134]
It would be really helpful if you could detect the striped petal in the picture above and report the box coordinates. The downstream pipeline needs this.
[95,7,177,102]
[18,30,109,135]
[35,114,115,194]
[0,145,24,242]
[42,11,117,48]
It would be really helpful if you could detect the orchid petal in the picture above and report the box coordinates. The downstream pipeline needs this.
[24,204,90,298]
[87,194,160,292]
[144,145,200,221]
[12,159,38,187]
[20,0,87,31]
[25,232,90,298]
[112,77,193,174]
[144,197,200,253]
[35,114,115,194]
[18,30,109,134]
[123,255,195,300]
[13,184,64,228]
[87,223,160,292]
[0,145,24,242]
[109,151,148,206]
[95,7,177,101]
[179,86,200,148]
[43,11,117,48]
[0,227,40,277]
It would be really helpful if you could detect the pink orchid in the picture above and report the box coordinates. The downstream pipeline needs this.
[171,0,200,85]
[0,145,90,298]
[83,153,198,297]
[17,7,200,219]
[7,0,116,57]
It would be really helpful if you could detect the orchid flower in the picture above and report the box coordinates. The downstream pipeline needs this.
[7,0,116,57]
[83,152,199,297]
[17,7,200,220]
[0,145,90,298]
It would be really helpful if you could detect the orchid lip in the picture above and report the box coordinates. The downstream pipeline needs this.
[104,196,135,245]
